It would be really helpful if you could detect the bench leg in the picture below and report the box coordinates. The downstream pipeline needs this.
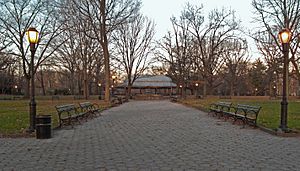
[223,114,229,121]
[208,111,214,116]
[232,117,238,125]
[241,118,247,128]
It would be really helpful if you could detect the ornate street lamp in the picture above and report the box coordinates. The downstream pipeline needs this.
[26,27,39,132]
[278,28,291,132]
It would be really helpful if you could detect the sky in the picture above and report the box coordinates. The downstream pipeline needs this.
[141,0,259,58]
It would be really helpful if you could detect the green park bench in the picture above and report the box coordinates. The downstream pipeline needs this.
[223,104,262,127]
[55,104,87,127]
[79,102,101,117]
[209,101,232,118]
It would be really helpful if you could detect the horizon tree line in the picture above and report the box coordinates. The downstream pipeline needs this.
[0,0,299,98]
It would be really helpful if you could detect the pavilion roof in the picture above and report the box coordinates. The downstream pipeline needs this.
[117,75,177,88]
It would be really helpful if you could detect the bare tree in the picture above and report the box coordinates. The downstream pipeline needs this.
[252,0,300,95]
[53,3,104,98]
[112,14,155,99]
[155,4,242,96]
[71,0,141,101]
[181,4,240,96]
[254,30,282,96]
[0,53,15,71]
[221,38,249,96]
[0,0,65,98]
[157,15,194,97]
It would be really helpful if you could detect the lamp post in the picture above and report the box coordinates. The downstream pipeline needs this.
[98,83,102,94]
[179,85,183,97]
[273,71,277,97]
[112,75,116,96]
[273,85,277,97]
[278,28,291,132]
[97,83,102,100]
[26,27,39,132]
[14,85,18,95]
[195,83,199,97]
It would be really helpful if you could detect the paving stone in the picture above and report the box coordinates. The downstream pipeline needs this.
[0,100,299,170]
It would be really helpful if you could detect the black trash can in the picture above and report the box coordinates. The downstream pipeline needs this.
[36,115,52,139]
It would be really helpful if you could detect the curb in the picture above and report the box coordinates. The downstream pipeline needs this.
[257,125,300,137]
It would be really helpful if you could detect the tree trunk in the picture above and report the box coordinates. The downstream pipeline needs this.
[24,77,30,99]
[297,80,300,98]
[203,79,207,97]
[70,72,75,95]
[101,0,111,102]
[77,76,82,95]
[40,68,46,96]
[95,64,101,95]
[230,81,234,96]
[182,85,187,98]
[103,45,110,101]
[126,84,132,100]
[83,68,89,99]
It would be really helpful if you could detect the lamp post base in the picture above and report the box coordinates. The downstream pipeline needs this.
[29,100,37,132]
[277,127,291,133]
[26,128,35,133]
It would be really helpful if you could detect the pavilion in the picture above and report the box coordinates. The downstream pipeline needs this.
[117,75,177,97]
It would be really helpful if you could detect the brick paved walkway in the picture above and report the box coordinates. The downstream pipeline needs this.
[1,100,299,170]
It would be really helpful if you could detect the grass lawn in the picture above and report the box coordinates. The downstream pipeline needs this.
[1,95,299,136]
[0,96,110,136]
[180,96,300,130]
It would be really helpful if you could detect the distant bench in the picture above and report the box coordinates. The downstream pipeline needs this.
[170,95,178,102]
[110,96,127,106]
[210,102,261,127]
[55,102,101,127]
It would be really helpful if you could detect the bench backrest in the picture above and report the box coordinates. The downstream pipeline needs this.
[216,102,232,111]
[55,104,77,114]
[79,102,92,108]
[235,104,261,116]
